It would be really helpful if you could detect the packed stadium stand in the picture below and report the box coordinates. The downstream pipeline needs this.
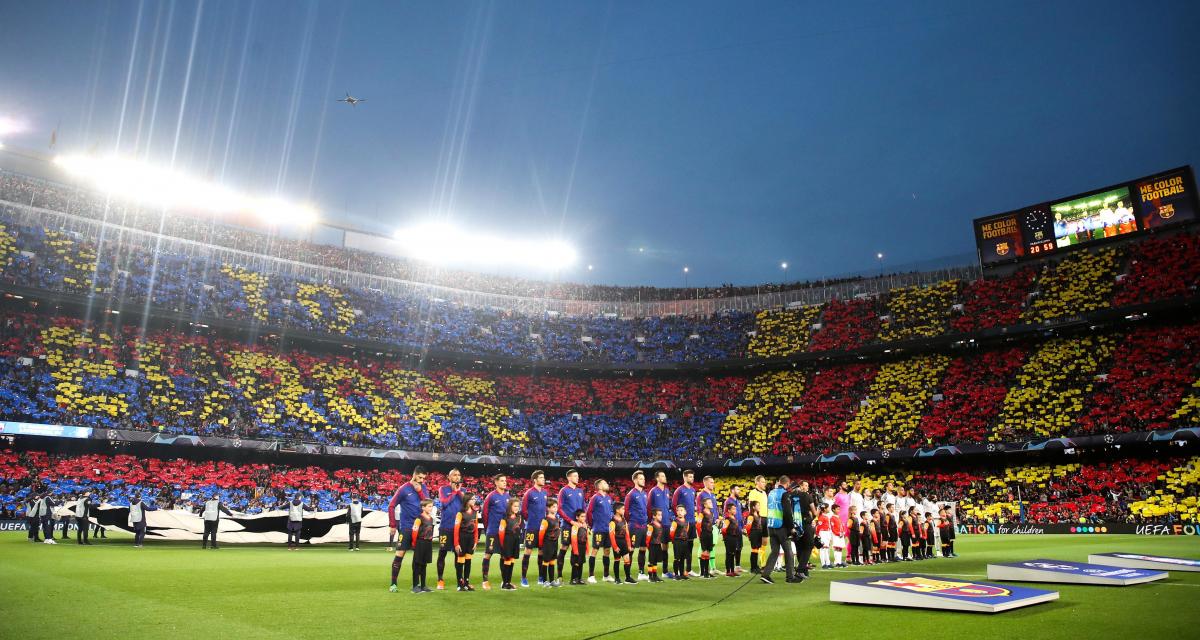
[1,309,1198,459]
[1,167,1199,533]
[2,447,1196,525]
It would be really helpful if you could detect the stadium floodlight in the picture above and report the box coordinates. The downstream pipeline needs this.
[393,221,577,270]
[52,154,318,227]
[0,115,27,137]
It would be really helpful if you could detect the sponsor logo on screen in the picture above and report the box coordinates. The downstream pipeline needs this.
[869,577,1011,598]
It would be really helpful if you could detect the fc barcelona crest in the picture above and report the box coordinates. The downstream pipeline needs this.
[995,241,1010,256]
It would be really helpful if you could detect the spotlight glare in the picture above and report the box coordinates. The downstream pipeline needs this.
[393,221,577,271]
[0,115,28,137]
[52,153,318,227]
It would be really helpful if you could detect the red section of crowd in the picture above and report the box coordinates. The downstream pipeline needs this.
[1114,233,1200,306]
[808,299,880,352]
[478,373,745,417]
[773,364,879,454]
[951,268,1035,332]
[1076,323,1200,433]
[918,348,1026,444]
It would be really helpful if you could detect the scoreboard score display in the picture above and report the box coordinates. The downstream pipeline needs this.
[974,166,1198,266]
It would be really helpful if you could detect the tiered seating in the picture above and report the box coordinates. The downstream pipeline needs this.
[4,448,1195,524]
[5,308,1200,459]
[1077,324,1200,433]
[746,305,820,358]
[841,354,951,449]
[918,348,1025,444]
[1023,247,1121,322]
[993,335,1115,440]
[1114,233,1200,306]
[713,371,806,456]
[956,459,1194,524]
[951,268,1034,332]
[1172,380,1200,425]
[772,363,878,454]
[809,298,880,352]
[1129,457,1200,522]
[0,217,755,364]
[0,223,16,269]
[879,280,959,341]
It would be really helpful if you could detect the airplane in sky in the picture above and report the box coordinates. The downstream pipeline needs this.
[336,92,366,107]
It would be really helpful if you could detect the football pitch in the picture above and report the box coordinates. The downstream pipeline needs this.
[1,533,1197,640]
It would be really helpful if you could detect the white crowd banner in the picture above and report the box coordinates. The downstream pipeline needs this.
[88,504,408,544]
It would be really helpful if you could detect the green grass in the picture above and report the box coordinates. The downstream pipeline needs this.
[1,533,1198,639]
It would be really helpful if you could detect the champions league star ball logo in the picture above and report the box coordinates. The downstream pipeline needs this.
[870,577,1012,597]
[995,241,1010,256]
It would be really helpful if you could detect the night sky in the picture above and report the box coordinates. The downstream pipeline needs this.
[2,0,1198,287]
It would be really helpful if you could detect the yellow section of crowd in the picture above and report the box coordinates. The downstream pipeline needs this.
[226,350,329,432]
[746,305,820,358]
[40,324,128,419]
[308,362,393,434]
[1170,378,1200,423]
[375,369,455,440]
[713,371,806,455]
[441,374,529,447]
[1129,457,1200,523]
[1022,247,1120,322]
[0,224,16,268]
[295,282,357,334]
[220,264,269,322]
[879,280,959,342]
[43,229,98,295]
[841,354,950,448]
[993,335,1114,440]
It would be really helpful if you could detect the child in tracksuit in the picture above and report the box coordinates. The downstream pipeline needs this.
[538,497,561,587]
[721,503,741,577]
[669,505,691,580]
[410,500,436,593]
[570,510,590,585]
[698,498,715,578]
[647,508,665,583]
[499,500,523,590]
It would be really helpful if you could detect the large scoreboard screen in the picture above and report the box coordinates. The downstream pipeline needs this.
[974,166,1197,266]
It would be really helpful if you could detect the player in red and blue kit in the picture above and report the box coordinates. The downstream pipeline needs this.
[697,475,717,527]
[647,470,673,577]
[435,468,465,590]
[625,470,649,580]
[520,470,549,587]
[671,469,697,576]
[387,467,428,592]
[479,474,509,591]
[556,469,586,579]
[586,478,614,583]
